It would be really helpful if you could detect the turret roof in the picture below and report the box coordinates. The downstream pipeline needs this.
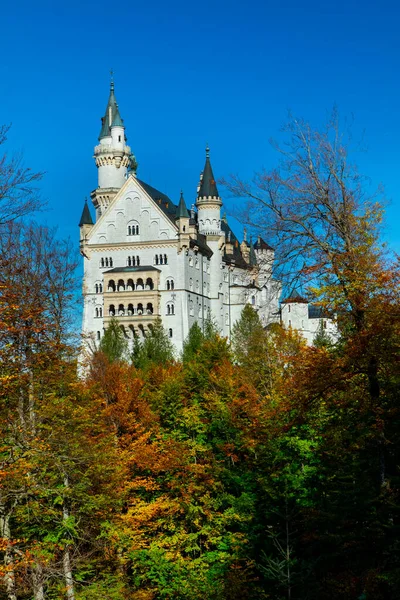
[176,191,189,218]
[198,146,219,199]
[99,81,124,139]
[79,199,93,226]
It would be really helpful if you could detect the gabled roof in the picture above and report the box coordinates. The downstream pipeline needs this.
[198,146,219,199]
[254,236,274,251]
[79,200,93,226]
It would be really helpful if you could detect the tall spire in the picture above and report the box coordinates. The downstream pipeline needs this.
[197,145,219,199]
[99,76,123,140]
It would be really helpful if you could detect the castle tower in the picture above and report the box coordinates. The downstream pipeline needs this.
[175,191,190,252]
[195,146,222,236]
[91,79,134,219]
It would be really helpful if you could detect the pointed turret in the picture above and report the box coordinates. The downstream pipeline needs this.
[99,80,122,140]
[196,146,222,236]
[197,146,219,199]
[176,190,189,218]
[176,191,190,252]
[79,198,93,226]
[93,77,132,215]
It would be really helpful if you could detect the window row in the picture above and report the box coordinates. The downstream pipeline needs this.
[109,303,154,316]
[107,278,154,292]
[188,279,210,293]
[95,283,103,293]
[95,307,103,317]
[155,254,168,265]
[100,257,113,268]
[127,256,140,266]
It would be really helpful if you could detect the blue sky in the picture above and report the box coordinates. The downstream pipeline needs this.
[2,0,400,252]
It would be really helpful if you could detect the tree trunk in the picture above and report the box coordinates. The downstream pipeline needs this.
[62,476,75,600]
[31,562,45,600]
[1,509,17,600]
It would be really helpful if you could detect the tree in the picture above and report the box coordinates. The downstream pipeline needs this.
[99,317,129,363]
[0,125,44,225]
[131,318,174,370]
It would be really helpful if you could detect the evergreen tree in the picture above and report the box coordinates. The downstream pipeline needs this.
[132,317,174,370]
[182,322,204,362]
[99,317,129,363]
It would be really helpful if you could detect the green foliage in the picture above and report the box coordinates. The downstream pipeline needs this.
[99,316,129,362]
[131,317,174,369]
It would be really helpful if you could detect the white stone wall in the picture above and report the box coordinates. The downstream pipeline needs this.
[281,302,337,345]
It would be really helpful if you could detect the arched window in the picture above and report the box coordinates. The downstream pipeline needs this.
[95,284,99,294]
[118,279,125,291]
[101,258,105,268]
[99,284,103,293]
[108,280,116,292]
[166,303,175,315]
[137,303,143,315]
[97,331,101,340]
[189,301,194,317]
[128,303,134,315]
[146,303,153,314]
[99,307,102,317]
[109,258,113,267]
[166,278,174,291]
[109,304,115,316]
[159,254,163,265]
[195,259,199,269]
[146,278,154,290]
[95,308,99,317]
[131,256,136,266]
[169,328,173,338]
[118,304,125,316]
[136,256,140,266]
[127,278,134,291]
[189,278,193,291]
[164,254,168,265]
[189,256,193,267]
[105,258,109,267]
[136,278,144,290]
[127,221,139,236]
[127,256,132,267]
[155,255,159,265]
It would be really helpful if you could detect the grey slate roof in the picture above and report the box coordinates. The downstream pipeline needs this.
[176,191,189,219]
[198,147,219,199]
[221,220,248,269]
[254,236,274,251]
[79,200,93,226]
[99,82,124,140]
[104,266,161,273]
[137,179,178,224]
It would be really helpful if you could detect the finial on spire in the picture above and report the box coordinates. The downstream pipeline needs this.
[110,68,114,91]
[206,144,210,158]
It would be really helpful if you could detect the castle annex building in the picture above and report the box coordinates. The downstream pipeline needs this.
[79,81,282,352]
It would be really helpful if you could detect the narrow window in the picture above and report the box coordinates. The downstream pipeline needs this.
[99,284,103,293]
[164,254,168,264]
[169,328,173,338]
[97,331,101,340]
[105,258,109,267]
[132,256,136,266]
[288,305,291,313]
[128,256,131,267]
[118,135,121,142]
[136,256,140,266]
[109,258,113,267]
[155,255,159,265]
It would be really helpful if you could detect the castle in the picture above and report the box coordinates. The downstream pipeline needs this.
[79,81,334,352]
